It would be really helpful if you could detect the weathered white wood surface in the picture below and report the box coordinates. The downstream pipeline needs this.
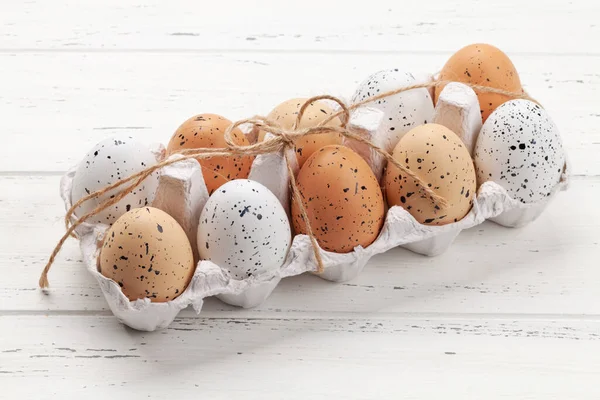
[2,316,600,399]
[0,0,598,399]
[1,0,598,53]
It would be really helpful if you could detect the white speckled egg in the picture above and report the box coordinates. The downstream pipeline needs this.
[474,100,565,203]
[71,136,160,225]
[351,69,435,152]
[197,179,291,279]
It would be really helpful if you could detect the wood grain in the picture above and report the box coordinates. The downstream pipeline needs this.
[1,316,599,399]
[1,0,598,54]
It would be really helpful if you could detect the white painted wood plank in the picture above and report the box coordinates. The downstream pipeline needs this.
[0,315,599,399]
[1,175,598,315]
[0,53,598,174]
[0,0,597,54]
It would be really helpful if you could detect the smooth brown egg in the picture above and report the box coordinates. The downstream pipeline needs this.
[435,43,522,122]
[259,98,343,167]
[384,124,476,225]
[167,113,254,194]
[292,145,385,253]
[100,207,195,302]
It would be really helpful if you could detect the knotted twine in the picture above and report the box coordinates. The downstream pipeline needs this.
[39,79,537,288]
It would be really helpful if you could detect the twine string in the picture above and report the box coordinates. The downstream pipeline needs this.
[320,80,537,127]
[290,95,350,273]
[40,79,536,288]
[293,94,351,130]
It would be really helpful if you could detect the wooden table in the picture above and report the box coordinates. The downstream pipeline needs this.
[1,1,599,398]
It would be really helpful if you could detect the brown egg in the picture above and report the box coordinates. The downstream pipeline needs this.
[100,207,195,302]
[259,98,343,167]
[435,43,522,122]
[292,145,384,253]
[167,113,254,194]
[384,124,476,225]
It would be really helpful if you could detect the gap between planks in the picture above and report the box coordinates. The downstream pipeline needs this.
[0,49,599,57]
[2,309,600,322]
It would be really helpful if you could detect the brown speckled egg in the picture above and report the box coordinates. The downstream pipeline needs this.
[384,124,476,225]
[100,207,195,302]
[435,43,522,122]
[292,145,384,253]
[259,98,343,167]
[167,113,254,194]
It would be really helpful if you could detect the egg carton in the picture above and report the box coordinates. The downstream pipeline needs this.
[59,84,569,331]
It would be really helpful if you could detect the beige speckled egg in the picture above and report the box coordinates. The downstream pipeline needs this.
[100,207,195,302]
[259,98,343,167]
[292,145,385,253]
[167,113,254,194]
[435,43,522,122]
[384,124,476,225]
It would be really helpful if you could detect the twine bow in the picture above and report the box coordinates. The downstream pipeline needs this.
[39,80,537,288]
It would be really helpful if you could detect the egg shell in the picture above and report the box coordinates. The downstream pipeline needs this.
[292,145,385,253]
[166,113,254,194]
[351,69,435,153]
[384,124,477,225]
[71,136,160,225]
[474,99,566,204]
[259,98,343,167]
[412,72,436,100]
[100,207,195,302]
[197,179,292,280]
[435,43,522,122]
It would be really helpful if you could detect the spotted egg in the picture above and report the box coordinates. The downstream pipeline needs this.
[474,99,565,204]
[292,145,385,253]
[100,207,195,302]
[436,43,522,122]
[71,136,160,225]
[167,114,254,194]
[197,179,291,280]
[384,124,477,225]
[351,69,435,153]
[258,98,343,168]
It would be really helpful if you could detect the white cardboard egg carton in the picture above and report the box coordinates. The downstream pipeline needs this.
[60,83,569,331]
